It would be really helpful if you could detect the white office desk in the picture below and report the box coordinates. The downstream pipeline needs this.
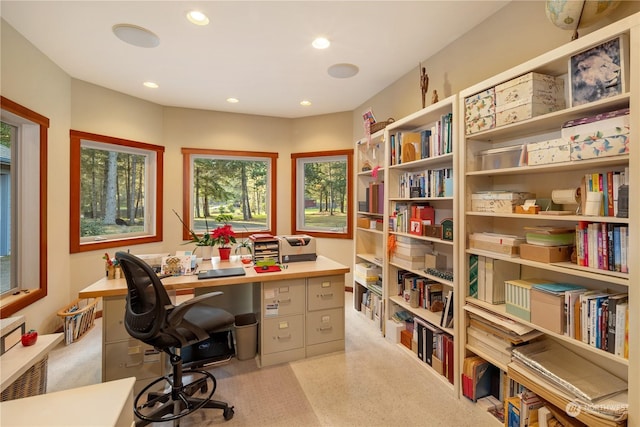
[79,256,349,390]
[0,377,135,426]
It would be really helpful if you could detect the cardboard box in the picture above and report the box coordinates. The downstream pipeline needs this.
[530,287,564,334]
[526,138,571,165]
[496,101,564,126]
[469,236,522,257]
[425,253,446,269]
[400,329,413,350]
[519,243,572,263]
[465,88,496,135]
[357,217,370,228]
[504,278,549,321]
[432,354,445,376]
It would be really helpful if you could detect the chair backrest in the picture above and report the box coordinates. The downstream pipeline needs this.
[115,252,174,345]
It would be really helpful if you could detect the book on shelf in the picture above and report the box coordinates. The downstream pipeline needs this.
[576,221,629,272]
[440,289,454,329]
[607,293,628,355]
[468,254,479,299]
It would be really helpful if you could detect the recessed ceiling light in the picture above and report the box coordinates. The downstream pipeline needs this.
[143,81,159,88]
[112,24,160,48]
[300,100,312,106]
[187,11,210,26]
[327,63,359,79]
[312,37,330,49]
[227,98,239,103]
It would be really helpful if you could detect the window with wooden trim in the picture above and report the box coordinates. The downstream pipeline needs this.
[0,96,49,318]
[181,148,278,241]
[69,130,164,253]
[291,150,353,239]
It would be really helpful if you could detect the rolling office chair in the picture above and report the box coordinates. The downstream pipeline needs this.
[115,252,235,425]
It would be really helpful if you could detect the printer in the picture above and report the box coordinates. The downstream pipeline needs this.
[278,235,317,263]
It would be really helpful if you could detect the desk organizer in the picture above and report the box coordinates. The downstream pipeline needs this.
[57,297,100,345]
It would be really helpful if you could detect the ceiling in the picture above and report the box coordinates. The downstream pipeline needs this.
[1,1,510,118]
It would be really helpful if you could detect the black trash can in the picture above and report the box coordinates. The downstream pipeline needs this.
[234,313,258,361]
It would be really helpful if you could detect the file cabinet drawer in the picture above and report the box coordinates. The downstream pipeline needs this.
[262,315,304,354]
[306,307,344,346]
[103,297,128,342]
[104,339,164,382]
[307,276,344,311]
[263,279,305,316]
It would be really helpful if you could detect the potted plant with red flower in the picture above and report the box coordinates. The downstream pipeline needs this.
[211,214,236,261]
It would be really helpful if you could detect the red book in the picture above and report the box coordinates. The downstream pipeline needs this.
[607,171,615,216]
[445,335,454,384]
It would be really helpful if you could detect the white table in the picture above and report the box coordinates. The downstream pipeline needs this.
[0,377,135,426]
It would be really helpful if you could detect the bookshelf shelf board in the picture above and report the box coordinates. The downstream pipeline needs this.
[391,231,454,246]
[464,94,629,142]
[388,152,454,171]
[389,96,456,129]
[465,248,629,285]
[355,253,383,266]
[356,227,384,235]
[389,263,454,288]
[357,210,384,217]
[389,295,454,336]
[396,343,455,390]
[357,169,384,177]
[465,297,629,367]
[464,344,508,372]
[465,211,630,224]
[389,196,454,203]
[466,155,629,177]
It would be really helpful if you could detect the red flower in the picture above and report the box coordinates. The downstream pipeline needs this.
[211,224,237,248]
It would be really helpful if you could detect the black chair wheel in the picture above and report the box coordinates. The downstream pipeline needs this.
[223,407,234,421]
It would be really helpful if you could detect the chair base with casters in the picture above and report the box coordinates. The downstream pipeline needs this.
[134,352,234,426]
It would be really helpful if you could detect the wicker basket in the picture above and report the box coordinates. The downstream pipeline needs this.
[57,297,100,345]
[1,355,48,401]
[369,118,395,133]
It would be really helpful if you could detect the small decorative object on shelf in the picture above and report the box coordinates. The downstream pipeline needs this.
[420,63,429,108]
[20,329,38,346]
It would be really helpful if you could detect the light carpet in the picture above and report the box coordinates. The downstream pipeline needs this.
[46,292,497,426]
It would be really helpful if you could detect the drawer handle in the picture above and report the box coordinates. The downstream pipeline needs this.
[317,293,333,299]
[278,298,291,304]
[124,361,142,368]
[276,334,291,340]
[317,326,333,332]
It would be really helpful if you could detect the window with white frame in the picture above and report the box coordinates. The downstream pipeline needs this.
[291,150,353,239]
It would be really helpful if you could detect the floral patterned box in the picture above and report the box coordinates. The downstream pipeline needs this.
[561,109,630,160]
[496,100,564,127]
[526,138,571,165]
[464,88,495,135]
[495,72,565,108]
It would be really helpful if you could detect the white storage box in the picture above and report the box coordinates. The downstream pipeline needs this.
[526,138,571,165]
[355,263,381,285]
[496,100,564,127]
[495,72,565,108]
[471,191,535,213]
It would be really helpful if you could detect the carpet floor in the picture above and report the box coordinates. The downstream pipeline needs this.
[46,292,497,426]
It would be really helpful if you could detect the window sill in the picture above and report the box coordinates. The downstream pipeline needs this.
[0,289,45,319]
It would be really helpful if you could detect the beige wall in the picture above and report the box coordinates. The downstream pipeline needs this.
[1,20,73,333]
[352,1,640,135]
